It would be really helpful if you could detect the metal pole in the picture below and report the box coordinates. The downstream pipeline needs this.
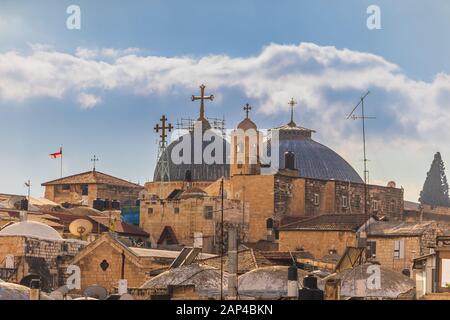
[228,227,237,299]
[60,147,63,178]
[361,98,368,222]
[220,178,224,300]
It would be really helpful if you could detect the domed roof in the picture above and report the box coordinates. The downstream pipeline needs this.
[238,266,309,299]
[153,130,230,182]
[325,263,415,299]
[179,186,208,199]
[140,264,227,296]
[270,124,363,183]
[0,221,63,241]
[0,282,53,300]
[237,118,257,131]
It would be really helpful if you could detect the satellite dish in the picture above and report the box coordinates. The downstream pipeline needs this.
[83,285,108,300]
[69,219,93,240]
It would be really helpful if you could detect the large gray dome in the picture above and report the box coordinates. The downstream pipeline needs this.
[153,130,230,182]
[271,124,363,183]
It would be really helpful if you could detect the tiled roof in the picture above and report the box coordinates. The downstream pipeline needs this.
[41,170,143,188]
[87,215,149,237]
[367,221,435,237]
[279,214,369,232]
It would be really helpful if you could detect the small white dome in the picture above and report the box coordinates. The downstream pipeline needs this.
[0,221,62,241]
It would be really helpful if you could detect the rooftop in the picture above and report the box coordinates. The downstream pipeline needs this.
[279,214,369,232]
[366,220,435,237]
[41,170,143,189]
[87,215,149,238]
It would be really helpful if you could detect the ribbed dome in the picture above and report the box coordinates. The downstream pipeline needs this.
[140,264,227,296]
[270,124,363,183]
[237,118,257,131]
[0,221,62,241]
[179,186,207,199]
[153,130,230,182]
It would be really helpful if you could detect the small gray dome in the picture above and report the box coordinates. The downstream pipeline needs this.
[0,221,62,241]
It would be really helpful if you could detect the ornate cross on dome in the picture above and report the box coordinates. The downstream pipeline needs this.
[288,97,297,127]
[191,84,214,121]
[243,103,252,118]
[154,115,173,146]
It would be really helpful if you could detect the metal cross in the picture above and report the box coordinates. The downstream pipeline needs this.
[154,115,173,145]
[243,103,252,118]
[288,98,297,126]
[191,84,214,121]
[91,155,99,171]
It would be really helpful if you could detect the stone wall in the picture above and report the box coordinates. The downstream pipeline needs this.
[140,195,248,252]
[278,230,357,259]
[368,236,421,272]
[0,236,85,291]
[230,175,274,242]
[45,183,142,207]
[74,241,159,293]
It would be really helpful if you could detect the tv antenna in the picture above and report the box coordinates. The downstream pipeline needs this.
[347,91,375,219]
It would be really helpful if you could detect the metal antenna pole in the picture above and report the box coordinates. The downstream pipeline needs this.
[347,91,375,221]
[220,177,224,300]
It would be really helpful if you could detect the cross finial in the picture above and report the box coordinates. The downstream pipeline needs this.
[191,84,214,121]
[91,155,99,171]
[288,97,297,127]
[154,115,173,146]
[243,103,251,119]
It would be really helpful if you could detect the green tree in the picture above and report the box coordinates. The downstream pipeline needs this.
[419,152,450,207]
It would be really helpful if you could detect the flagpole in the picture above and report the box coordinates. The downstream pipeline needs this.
[60,146,63,178]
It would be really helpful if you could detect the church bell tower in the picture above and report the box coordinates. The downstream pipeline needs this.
[231,104,261,176]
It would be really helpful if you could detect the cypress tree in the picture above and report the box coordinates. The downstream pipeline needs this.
[419,152,450,207]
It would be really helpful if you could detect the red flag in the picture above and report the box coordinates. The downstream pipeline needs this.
[50,147,62,159]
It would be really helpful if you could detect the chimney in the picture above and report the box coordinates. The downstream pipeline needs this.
[29,279,41,300]
[287,264,298,298]
[19,198,28,222]
[227,227,238,299]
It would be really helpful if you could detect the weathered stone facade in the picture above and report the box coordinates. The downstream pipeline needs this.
[279,230,358,258]
[140,191,249,253]
[70,234,170,293]
[0,236,85,291]
[42,170,143,207]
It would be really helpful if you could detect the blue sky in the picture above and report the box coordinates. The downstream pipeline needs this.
[1,0,450,201]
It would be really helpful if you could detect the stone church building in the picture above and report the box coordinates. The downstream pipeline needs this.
[141,85,404,250]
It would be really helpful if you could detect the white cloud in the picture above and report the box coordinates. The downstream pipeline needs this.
[77,93,101,109]
[0,42,449,200]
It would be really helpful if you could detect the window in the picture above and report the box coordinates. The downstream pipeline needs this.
[372,200,379,211]
[390,199,396,212]
[204,206,214,220]
[174,207,180,214]
[342,195,348,208]
[394,240,405,259]
[148,208,153,214]
[81,184,88,196]
[313,193,320,206]
[354,195,361,208]
[62,184,70,191]
[366,241,377,259]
